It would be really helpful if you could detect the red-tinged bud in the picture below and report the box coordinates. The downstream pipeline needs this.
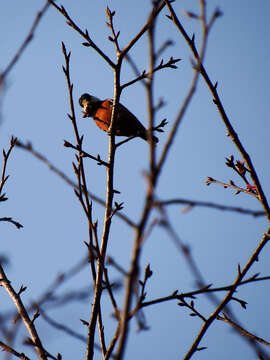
[246,184,256,191]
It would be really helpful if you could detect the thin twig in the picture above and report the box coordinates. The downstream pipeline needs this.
[205,177,258,198]
[183,228,270,360]
[0,341,30,360]
[0,217,23,229]
[218,314,270,347]
[0,137,23,229]
[0,1,50,82]
[40,308,87,343]
[154,198,265,217]
[63,140,109,167]
[15,139,136,228]
[0,265,48,360]
[104,324,120,360]
[121,56,181,91]
[48,0,115,68]
[166,0,270,221]
[141,275,270,308]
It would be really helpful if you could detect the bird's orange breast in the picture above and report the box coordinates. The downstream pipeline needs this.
[93,100,112,132]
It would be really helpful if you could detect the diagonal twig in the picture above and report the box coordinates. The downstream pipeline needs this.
[154,198,265,217]
[0,1,50,83]
[0,265,49,360]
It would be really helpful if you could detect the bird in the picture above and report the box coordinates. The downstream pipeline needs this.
[79,93,159,144]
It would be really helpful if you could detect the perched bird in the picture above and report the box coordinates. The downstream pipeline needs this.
[79,93,158,144]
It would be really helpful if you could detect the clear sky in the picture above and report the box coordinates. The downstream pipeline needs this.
[1,1,270,359]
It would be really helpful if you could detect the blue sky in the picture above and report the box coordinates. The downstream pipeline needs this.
[1,1,270,359]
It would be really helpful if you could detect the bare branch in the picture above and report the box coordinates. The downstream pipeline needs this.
[121,56,181,90]
[0,341,31,360]
[205,177,258,198]
[48,0,115,68]
[63,140,109,167]
[218,314,270,348]
[166,0,270,221]
[0,1,50,83]
[154,198,265,217]
[0,217,23,229]
[183,228,270,360]
[15,139,136,228]
[0,265,49,360]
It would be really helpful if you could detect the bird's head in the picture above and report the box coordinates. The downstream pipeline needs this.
[79,93,100,118]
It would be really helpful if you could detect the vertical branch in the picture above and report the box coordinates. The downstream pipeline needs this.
[146,11,157,174]
[62,44,109,359]
[115,3,161,359]
[85,79,118,360]
[156,0,209,177]
[85,4,167,358]
[85,43,120,360]
[62,43,95,262]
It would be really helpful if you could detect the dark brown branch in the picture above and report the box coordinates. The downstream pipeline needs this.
[63,140,109,167]
[0,217,23,229]
[218,314,270,347]
[0,265,48,360]
[61,43,109,360]
[115,8,159,357]
[104,324,120,360]
[154,204,269,358]
[48,0,115,68]
[178,298,207,322]
[0,137,23,229]
[166,0,270,221]
[156,2,208,179]
[40,308,117,359]
[0,1,50,83]
[0,137,17,195]
[183,228,270,360]
[120,1,167,60]
[141,275,270,308]
[154,198,265,217]
[85,78,118,360]
[0,257,89,327]
[0,341,30,360]
[121,57,181,90]
[15,139,136,228]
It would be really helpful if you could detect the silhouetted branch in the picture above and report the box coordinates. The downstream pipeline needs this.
[48,0,115,68]
[121,57,181,90]
[15,139,136,228]
[165,0,270,221]
[154,198,265,217]
[0,265,49,360]
[0,341,30,360]
[0,137,23,229]
[63,140,109,167]
[217,314,270,347]
[0,217,23,229]
[0,1,50,83]
[141,274,270,308]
